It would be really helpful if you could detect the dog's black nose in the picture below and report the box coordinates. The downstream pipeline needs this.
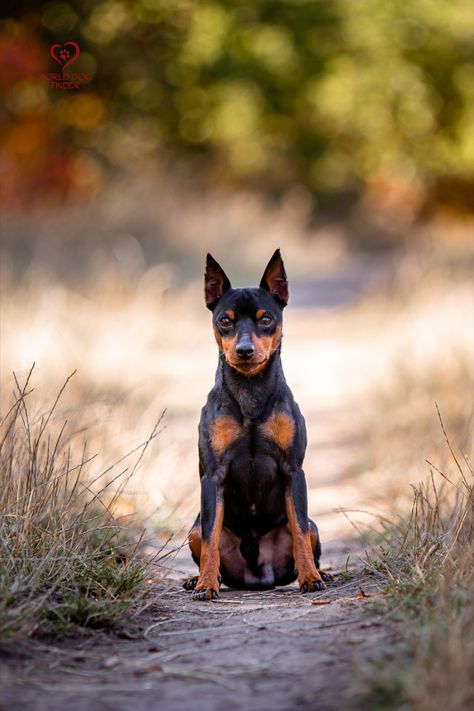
[236,341,255,360]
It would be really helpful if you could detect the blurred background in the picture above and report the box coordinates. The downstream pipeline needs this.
[0,1,473,542]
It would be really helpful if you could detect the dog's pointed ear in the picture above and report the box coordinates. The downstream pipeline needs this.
[259,249,288,307]
[205,254,231,310]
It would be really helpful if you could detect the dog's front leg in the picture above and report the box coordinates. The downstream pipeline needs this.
[193,474,224,600]
[285,468,325,592]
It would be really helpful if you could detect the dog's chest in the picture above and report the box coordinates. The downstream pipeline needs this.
[222,422,288,531]
[210,407,295,461]
[225,415,291,489]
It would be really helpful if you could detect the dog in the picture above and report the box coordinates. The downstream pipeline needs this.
[183,249,329,600]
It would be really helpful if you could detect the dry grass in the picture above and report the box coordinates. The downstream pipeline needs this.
[355,350,472,517]
[365,410,474,711]
[0,365,162,639]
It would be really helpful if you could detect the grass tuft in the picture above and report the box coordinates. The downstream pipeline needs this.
[364,410,474,711]
[0,366,161,639]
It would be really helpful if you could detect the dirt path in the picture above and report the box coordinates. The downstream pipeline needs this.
[0,533,397,711]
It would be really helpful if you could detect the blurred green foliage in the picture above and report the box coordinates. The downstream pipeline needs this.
[1,0,473,205]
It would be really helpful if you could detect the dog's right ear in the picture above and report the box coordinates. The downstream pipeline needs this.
[259,248,288,307]
[205,254,231,310]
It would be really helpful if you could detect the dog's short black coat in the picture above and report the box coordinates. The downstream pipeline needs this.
[184,250,330,600]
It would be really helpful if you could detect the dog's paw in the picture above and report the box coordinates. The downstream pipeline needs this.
[192,584,220,601]
[298,571,326,593]
[192,587,219,601]
[182,576,199,591]
[191,575,220,601]
[319,570,334,583]
[299,577,326,593]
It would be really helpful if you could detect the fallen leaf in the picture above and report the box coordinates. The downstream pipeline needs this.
[312,599,331,605]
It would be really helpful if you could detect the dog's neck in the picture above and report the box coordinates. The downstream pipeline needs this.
[217,349,284,420]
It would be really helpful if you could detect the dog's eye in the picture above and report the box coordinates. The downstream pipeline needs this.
[259,314,273,327]
[219,316,233,328]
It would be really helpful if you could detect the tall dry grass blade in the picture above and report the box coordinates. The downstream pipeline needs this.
[0,370,162,640]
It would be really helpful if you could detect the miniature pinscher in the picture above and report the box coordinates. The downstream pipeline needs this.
[184,250,330,600]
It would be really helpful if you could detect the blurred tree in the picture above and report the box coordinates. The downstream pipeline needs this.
[0,0,472,211]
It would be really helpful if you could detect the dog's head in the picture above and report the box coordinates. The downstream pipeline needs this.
[204,249,288,376]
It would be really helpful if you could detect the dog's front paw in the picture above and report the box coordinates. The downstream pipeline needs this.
[299,578,326,593]
[192,576,220,601]
[297,568,326,593]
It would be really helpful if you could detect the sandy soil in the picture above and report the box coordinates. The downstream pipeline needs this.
[0,533,397,711]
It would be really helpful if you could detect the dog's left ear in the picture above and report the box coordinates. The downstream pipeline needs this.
[205,253,231,310]
[259,249,288,307]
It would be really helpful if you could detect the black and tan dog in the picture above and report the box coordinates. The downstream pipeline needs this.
[184,250,330,600]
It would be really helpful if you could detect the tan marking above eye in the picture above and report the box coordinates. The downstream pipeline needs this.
[209,416,242,455]
[226,310,235,320]
[261,411,295,451]
[256,309,266,319]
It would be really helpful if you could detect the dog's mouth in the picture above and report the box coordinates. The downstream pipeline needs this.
[226,358,268,375]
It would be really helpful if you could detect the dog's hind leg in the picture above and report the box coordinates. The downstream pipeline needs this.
[309,518,332,583]
[308,518,321,566]
[183,514,202,590]
[188,513,201,564]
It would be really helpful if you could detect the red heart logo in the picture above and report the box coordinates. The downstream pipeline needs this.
[50,41,80,70]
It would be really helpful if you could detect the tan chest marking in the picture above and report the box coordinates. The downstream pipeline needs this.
[209,416,242,455]
[261,411,295,451]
